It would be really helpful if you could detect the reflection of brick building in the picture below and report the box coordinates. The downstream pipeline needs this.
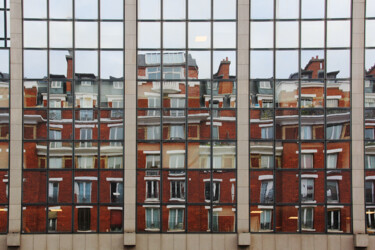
[250,57,351,233]
[136,52,236,232]
[22,52,124,233]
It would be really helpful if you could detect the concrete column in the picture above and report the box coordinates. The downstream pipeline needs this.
[8,0,23,239]
[237,0,250,233]
[351,0,365,234]
[124,0,137,235]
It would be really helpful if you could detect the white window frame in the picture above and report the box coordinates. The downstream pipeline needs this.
[48,181,59,203]
[169,154,184,169]
[205,182,220,202]
[300,126,312,140]
[170,181,185,200]
[113,81,123,89]
[76,181,92,203]
[327,180,339,203]
[259,81,271,89]
[301,154,313,169]
[78,156,94,169]
[326,99,339,108]
[260,180,274,203]
[327,153,338,169]
[260,209,272,231]
[327,209,340,231]
[301,207,314,230]
[146,180,159,201]
[145,208,160,230]
[170,98,185,117]
[301,179,314,202]
[51,81,62,88]
[107,156,122,169]
[260,155,273,169]
[168,208,184,231]
[366,155,375,169]
[147,126,160,140]
[327,125,343,140]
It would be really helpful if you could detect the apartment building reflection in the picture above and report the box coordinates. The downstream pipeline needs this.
[365,62,375,233]
[137,52,236,232]
[250,56,351,233]
[22,52,124,233]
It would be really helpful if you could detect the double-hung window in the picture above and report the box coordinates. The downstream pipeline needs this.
[261,127,274,139]
[170,181,185,200]
[327,153,338,169]
[170,125,184,139]
[300,126,312,140]
[147,126,160,140]
[146,154,160,176]
[327,210,340,231]
[145,208,160,230]
[109,126,123,146]
[365,128,375,140]
[260,210,272,230]
[147,97,160,116]
[168,208,184,230]
[260,180,274,203]
[113,81,123,89]
[327,125,343,140]
[110,182,123,203]
[301,208,314,230]
[80,128,92,147]
[146,180,159,200]
[80,110,93,121]
[301,179,314,202]
[366,181,375,203]
[107,156,122,169]
[169,154,184,169]
[51,81,62,89]
[78,156,94,169]
[48,182,59,203]
[301,154,313,169]
[327,181,339,203]
[205,182,220,202]
[146,67,161,79]
[366,155,375,169]
[170,98,185,117]
[76,182,92,203]
[49,99,62,120]
[49,157,63,169]
[208,210,219,232]
[326,99,339,108]
[49,130,62,148]
[260,155,274,169]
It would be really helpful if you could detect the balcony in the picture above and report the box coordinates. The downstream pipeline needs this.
[151,82,181,94]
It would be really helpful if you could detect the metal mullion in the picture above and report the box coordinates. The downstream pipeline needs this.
[272,0,276,233]
[184,0,189,233]
[46,0,50,232]
[298,0,302,234]
[209,0,214,233]
[159,0,164,232]
[324,0,328,233]
[97,0,101,233]
[3,0,7,47]
[71,0,76,233]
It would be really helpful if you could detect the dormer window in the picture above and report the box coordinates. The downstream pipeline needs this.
[51,81,62,88]
[113,81,123,89]
[81,81,92,86]
[259,81,271,89]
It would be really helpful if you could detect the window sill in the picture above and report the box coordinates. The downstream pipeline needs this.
[328,229,343,233]
[167,229,184,232]
[170,198,185,202]
[145,228,160,232]
[145,198,160,202]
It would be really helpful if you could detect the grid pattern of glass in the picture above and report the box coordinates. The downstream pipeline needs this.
[249,0,352,233]
[0,0,9,234]
[137,0,237,232]
[22,0,124,233]
[365,0,375,234]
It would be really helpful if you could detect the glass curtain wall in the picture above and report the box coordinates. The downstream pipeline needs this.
[136,0,237,232]
[250,0,352,233]
[0,0,9,234]
[365,0,375,234]
[22,0,124,233]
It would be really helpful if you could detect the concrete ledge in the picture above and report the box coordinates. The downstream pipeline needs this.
[238,233,251,246]
[7,233,20,247]
[354,233,368,248]
[124,232,136,246]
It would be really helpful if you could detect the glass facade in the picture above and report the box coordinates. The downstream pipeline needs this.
[249,0,352,233]
[22,0,124,233]
[0,0,9,234]
[5,0,368,239]
[365,0,375,234]
[136,0,237,232]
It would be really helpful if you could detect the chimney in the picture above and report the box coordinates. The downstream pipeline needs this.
[65,50,73,94]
